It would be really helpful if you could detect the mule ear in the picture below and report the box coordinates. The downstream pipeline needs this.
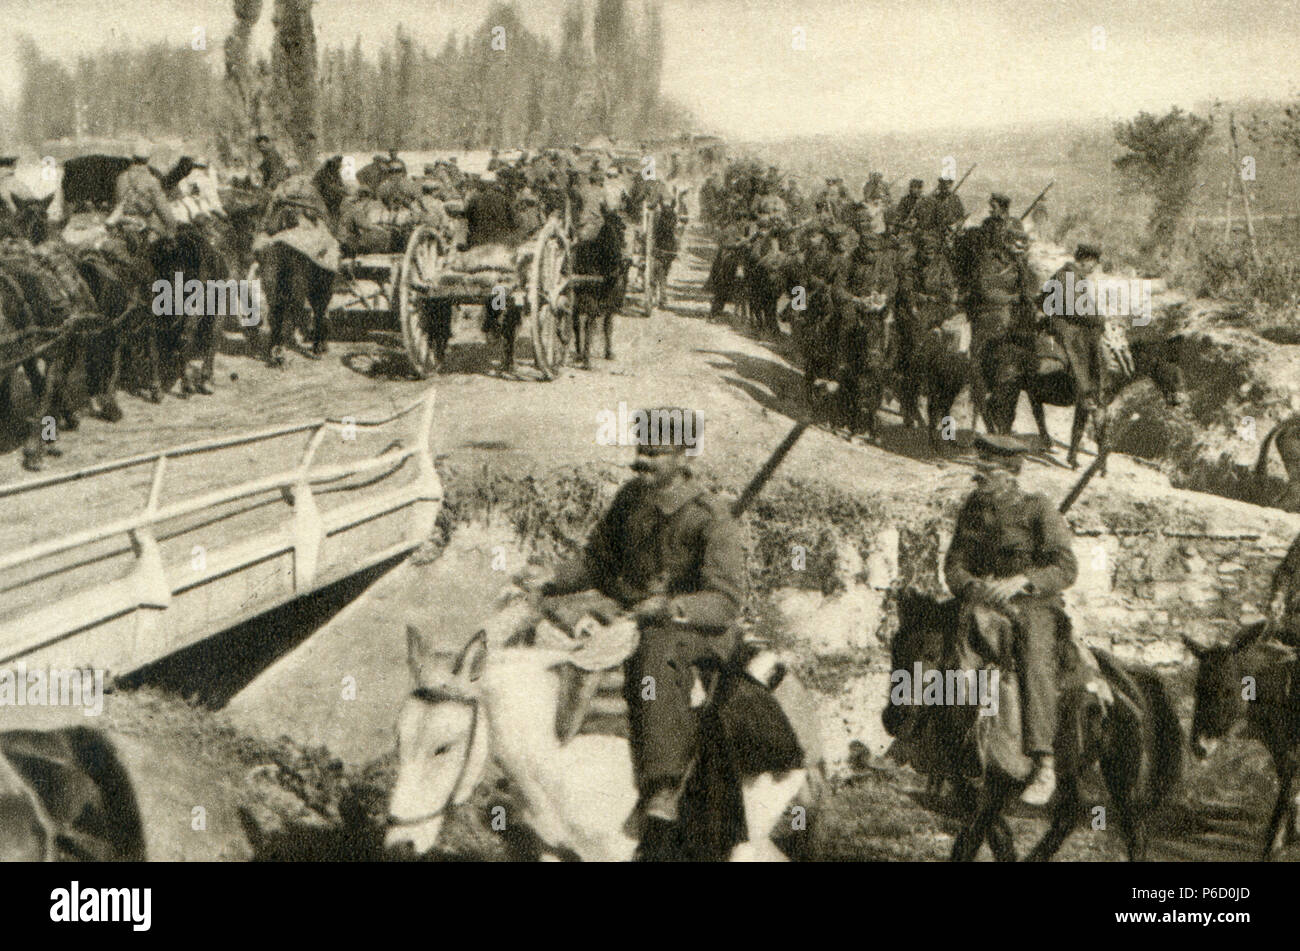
[406,623,434,686]
[1182,635,1207,660]
[454,630,488,685]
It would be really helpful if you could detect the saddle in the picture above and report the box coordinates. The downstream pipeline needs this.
[953,602,1112,780]
[1035,330,1069,376]
[530,593,811,786]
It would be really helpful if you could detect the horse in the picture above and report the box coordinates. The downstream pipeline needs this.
[888,589,1183,861]
[250,158,346,367]
[983,331,1188,471]
[1254,415,1300,512]
[570,210,627,369]
[386,625,816,862]
[895,234,960,435]
[1184,627,1300,859]
[0,195,105,470]
[825,242,897,441]
[0,726,146,861]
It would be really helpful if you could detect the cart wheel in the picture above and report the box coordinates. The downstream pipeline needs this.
[398,224,443,378]
[643,203,657,317]
[528,215,570,380]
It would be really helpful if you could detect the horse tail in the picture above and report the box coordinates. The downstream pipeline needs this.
[1255,419,1286,479]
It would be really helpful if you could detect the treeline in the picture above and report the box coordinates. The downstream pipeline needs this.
[10,0,687,159]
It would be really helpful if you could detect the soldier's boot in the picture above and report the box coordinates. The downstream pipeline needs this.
[1020,753,1057,806]
[634,787,682,862]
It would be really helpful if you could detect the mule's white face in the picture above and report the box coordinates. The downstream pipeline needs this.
[385,628,490,855]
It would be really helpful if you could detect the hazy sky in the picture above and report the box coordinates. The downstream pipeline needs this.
[1,0,1298,138]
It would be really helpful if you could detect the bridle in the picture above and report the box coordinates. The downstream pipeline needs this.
[387,686,482,829]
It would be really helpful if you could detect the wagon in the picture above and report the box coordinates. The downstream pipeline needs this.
[246,208,599,381]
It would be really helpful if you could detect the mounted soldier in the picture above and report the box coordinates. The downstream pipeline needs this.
[527,410,803,859]
[891,178,926,234]
[965,200,1037,430]
[254,134,290,191]
[918,174,966,248]
[1040,243,1106,415]
[103,142,179,287]
[944,433,1079,806]
[829,206,898,439]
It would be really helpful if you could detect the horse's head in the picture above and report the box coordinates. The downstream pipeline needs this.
[1133,332,1189,409]
[7,195,53,245]
[386,626,491,855]
[1183,634,1249,760]
[882,589,952,737]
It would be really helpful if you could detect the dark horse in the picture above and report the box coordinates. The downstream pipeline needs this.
[1254,415,1300,512]
[983,331,1188,470]
[570,210,627,369]
[1185,626,1300,859]
[254,158,345,367]
[888,589,1183,861]
[0,195,115,470]
[0,726,145,861]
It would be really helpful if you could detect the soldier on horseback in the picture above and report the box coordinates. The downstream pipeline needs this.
[892,178,926,234]
[254,133,291,191]
[966,200,1037,430]
[105,142,178,278]
[1041,243,1106,414]
[918,174,966,249]
[944,434,1079,805]
[528,411,749,859]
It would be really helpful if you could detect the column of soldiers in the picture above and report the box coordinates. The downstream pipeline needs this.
[703,162,1088,439]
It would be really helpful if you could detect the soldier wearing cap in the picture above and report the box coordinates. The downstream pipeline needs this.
[107,141,178,250]
[863,171,890,204]
[892,178,926,233]
[945,434,1078,805]
[534,409,746,858]
[1042,243,1106,412]
[978,192,1026,249]
[967,195,1037,428]
[918,175,966,241]
[254,134,290,191]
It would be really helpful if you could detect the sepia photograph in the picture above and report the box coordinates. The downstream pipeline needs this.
[0,0,1296,923]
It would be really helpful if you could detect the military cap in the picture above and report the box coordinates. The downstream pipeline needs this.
[633,407,703,455]
[1075,242,1102,262]
[0,157,17,168]
[254,133,271,144]
[990,192,1011,210]
[938,173,954,183]
[974,433,1028,470]
[909,178,924,188]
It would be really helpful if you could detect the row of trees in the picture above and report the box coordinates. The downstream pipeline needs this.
[7,0,683,164]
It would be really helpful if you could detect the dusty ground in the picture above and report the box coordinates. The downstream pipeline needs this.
[3,223,1297,861]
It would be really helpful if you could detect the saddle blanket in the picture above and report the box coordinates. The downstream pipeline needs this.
[253,220,341,273]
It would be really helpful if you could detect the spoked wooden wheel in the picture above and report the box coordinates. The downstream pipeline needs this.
[528,216,570,380]
[398,224,443,378]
